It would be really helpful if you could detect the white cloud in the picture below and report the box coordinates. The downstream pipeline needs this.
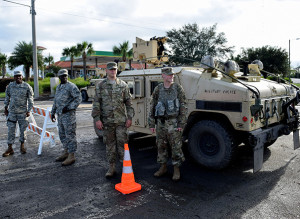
[1,0,300,68]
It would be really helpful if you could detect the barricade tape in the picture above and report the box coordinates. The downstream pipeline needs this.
[32,106,51,118]
[27,123,53,139]
[31,106,58,154]
[27,123,56,147]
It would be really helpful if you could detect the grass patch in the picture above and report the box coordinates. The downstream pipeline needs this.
[0,92,5,98]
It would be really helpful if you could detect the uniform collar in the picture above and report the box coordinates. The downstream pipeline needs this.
[106,77,120,85]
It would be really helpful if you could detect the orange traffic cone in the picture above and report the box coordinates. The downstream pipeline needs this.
[115,143,142,194]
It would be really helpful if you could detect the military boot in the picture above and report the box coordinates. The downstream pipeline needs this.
[62,153,75,166]
[55,149,69,162]
[2,144,14,157]
[154,163,167,177]
[172,165,180,181]
[105,163,116,178]
[20,142,26,154]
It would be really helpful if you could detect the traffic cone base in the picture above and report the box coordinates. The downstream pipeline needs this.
[115,181,141,194]
[115,143,142,194]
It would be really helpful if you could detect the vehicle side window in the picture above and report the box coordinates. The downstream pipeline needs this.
[127,81,134,95]
[135,81,141,96]
[150,81,159,94]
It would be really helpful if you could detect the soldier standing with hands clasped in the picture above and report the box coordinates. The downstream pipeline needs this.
[92,62,134,178]
[3,71,33,157]
[148,67,187,181]
[51,69,82,166]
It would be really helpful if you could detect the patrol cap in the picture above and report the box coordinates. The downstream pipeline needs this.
[14,70,23,76]
[161,67,174,75]
[106,62,117,70]
[58,69,68,76]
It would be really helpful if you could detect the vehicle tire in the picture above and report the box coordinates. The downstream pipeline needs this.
[188,120,236,169]
[81,90,88,102]
[93,119,103,138]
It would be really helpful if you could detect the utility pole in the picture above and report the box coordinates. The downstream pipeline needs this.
[3,0,39,96]
[31,0,39,98]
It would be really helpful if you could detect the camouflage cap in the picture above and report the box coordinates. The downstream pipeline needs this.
[14,70,23,76]
[161,67,174,75]
[58,69,68,76]
[107,62,117,70]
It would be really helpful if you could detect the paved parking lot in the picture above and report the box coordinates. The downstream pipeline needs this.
[1,100,300,218]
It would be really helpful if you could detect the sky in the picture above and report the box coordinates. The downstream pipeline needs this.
[1,0,300,72]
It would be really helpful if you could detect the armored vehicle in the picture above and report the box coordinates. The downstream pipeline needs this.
[91,56,300,172]
[80,79,104,102]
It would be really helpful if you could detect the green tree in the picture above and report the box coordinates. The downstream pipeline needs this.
[44,53,54,68]
[166,23,234,64]
[62,46,80,79]
[112,41,133,62]
[8,41,43,81]
[48,64,61,75]
[232,46,289,77]
[76,41,94,80]
[0,52,7,78]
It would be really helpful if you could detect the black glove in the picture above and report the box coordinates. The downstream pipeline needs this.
[62,106,69,113]
[51,114,56,122]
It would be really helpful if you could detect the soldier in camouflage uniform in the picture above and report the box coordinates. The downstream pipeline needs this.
[3,71,34,157]
[92,62,134,178]
[148,67,187,181]
[51,69,82,166]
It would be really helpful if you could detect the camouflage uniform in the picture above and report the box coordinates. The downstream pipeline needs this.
[51,81,81,153]
[4,81,33,144]
[91,78,134,163]
[148,82,187,166]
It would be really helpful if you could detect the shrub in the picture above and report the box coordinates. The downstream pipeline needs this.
[0,78,14,92]
[28,78,51,94]
[45,73,55,77]
[70,77,90,89]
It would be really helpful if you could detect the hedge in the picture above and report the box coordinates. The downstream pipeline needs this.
[1,77,89,95]
[0,78,14,92]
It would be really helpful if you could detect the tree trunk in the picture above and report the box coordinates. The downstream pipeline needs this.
[25,66,30,81]
[71,59,74,79]
[2,65,5,79]
[83,53,87,81]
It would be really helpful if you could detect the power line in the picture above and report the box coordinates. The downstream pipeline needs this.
[37,7,166,32]
[2,0,30,7]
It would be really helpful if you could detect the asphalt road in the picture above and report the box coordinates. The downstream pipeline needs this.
[0,100,300,219]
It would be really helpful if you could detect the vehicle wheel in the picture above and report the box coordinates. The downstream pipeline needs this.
[81,90,88,102]
[188,120,236,169]
[93,119,103,138]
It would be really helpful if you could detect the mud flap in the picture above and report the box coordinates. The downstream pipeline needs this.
[293,129,300,150]
[253,140,264,173]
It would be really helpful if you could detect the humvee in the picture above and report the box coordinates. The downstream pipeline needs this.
[80,79,104,102]
[91,57,300,173]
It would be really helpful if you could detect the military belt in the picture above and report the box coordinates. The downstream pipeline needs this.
[7,119,17,123]
[158,116,176,124]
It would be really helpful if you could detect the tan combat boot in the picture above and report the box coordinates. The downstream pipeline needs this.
[20,142,26,154]
[154,163,167,177]
[55,149,69,162]
[105,163,116,178]
[62,153,75,166]
[172,165,180,181]
[2,144,14,157]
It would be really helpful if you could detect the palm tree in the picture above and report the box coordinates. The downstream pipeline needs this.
[112,41,133,62]
[76,41,94,80]
[44,53,54,68]
[62,46,79,79]
[8,41,43,81]
[0,52,7,78]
